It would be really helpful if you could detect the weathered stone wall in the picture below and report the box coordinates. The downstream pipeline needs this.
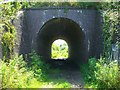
[13,7,103,66]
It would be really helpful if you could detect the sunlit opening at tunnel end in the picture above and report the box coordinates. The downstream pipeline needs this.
[51,39,69,59]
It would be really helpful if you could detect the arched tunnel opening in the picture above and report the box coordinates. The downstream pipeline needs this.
[37,18,85,68]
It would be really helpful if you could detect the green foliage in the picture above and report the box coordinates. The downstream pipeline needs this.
[81,58,120,88]
[0,2,29,58]
[41,78,71,88]
[27,2,99,9]
[0,1,119,88]
[54,81,71,88]
[1,21,16,58]
[0,54,39,88]
[29,51,50,81]
[51,41,68,59]
[80,58,97,86]
[99,2,120,58]
[1,32,14,58]
[0,53,71,88]
[95,58,120,88]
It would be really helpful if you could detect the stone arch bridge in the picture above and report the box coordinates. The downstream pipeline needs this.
[1,7,103,67]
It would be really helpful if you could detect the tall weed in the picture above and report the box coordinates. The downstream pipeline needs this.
[0,54,38,88]
[95,58,120,88]
[81,57,120,88]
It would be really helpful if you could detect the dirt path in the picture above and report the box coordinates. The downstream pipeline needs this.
[49,67,85,88]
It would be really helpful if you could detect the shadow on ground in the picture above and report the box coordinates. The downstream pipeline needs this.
[47,62,85,88]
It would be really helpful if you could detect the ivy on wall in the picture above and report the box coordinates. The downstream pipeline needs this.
[0,2,29,59]
[99,2,120,58]
[1,22,16,58]
[0,1,119,59]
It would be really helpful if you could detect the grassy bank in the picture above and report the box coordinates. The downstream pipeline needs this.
[0,53,71,88]
[80,58,120,89]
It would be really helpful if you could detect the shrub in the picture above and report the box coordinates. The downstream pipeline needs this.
[81,57,120,88]
[0,52,71,88]
[0,54,38,88]
[1,32,15,58]
[29,51,50,81]
[80,58,97,84]
[95,58,120,88]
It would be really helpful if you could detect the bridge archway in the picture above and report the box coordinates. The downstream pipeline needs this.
[37,18,85,66]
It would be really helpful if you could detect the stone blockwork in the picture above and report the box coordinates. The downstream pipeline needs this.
[13,7,103,66]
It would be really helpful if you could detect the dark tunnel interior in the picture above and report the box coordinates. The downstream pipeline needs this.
[37,18,85,67]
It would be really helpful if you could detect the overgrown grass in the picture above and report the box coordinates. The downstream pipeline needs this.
[0,54,38,88]
[0,52,71,88]
[80,58,120,89]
